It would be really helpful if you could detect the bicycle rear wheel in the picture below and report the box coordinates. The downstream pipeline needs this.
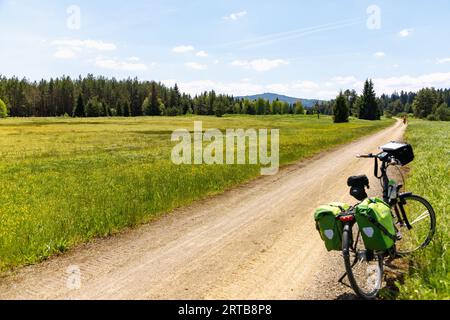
[342,223,383,299]
[394,194,436,255]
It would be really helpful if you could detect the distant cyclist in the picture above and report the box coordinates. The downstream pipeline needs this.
[403,115,408,125]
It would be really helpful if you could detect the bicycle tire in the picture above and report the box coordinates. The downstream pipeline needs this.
[394,194,436,255]
[342,223,383,299]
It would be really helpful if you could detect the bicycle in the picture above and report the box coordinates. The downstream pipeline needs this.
[337,142,436,299]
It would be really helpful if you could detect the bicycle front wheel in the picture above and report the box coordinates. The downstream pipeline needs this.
[342,223,383,300]
[394,194,436,255]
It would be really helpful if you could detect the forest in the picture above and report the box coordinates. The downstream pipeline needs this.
[0,74,449,120]
[0,74,305,118]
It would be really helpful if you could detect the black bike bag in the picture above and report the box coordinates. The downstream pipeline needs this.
[380,142,414,166]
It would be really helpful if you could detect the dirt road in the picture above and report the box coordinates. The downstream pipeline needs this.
[0,120,405,300]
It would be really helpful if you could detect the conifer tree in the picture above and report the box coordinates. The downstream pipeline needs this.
[359,79,380,120]
[73,93,85,117]
[334,91,349,123]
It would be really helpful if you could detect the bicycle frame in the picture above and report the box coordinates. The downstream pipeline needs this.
[373,157,390,203]
[373,157,413,231]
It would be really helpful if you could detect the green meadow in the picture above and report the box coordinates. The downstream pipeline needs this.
[397,120,450,300]
[0,115,393,271]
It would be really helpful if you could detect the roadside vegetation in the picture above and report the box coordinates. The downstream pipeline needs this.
[397,120,450,299]
[0,115,393,272]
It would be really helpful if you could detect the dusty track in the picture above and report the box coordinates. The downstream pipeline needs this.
[0,120,405,300]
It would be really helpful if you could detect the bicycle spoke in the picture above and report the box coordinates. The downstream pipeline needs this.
[395,195,436,255]
[409,210,430,225]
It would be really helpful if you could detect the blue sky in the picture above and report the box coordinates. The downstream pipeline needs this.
[1,0,450,99]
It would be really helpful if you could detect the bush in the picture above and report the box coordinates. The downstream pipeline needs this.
[85,97,103,117]
[384,111,393,119]
[435,103,450,121]
[0,98,8,118]
[426,114,437,121]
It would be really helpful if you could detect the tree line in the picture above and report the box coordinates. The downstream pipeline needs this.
[332,79,450,123]
[0,75,306,118]
[1,75,449,121]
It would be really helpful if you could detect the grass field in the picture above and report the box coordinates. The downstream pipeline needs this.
[0,115,393,272]
[397,120,450,300]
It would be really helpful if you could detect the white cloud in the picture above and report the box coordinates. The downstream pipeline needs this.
[398,28,413,37]
[266,81,320,94]
[127,56,140,62]
[374,52,386,58]
[95,57,151,71]
[196,50,208,57]
[436,57,450,64]
[330,76,358,85]
[373,72,450,94]
[223,11,247,21]
[53,48,78,59]
[292,81,321,91]
[184,62,208,70]
[163,79,263,97]
[51,39,117,51]
[165,71,450,101]
[231,58,289,72]
[172,45,195,54]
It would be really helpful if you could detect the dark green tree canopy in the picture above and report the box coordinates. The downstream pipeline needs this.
[1,74,450,120]
[333,91,349,123]
[73,93,85,117]
[359,79,380,120]
[413,88,437,119]
[85,96,103,118]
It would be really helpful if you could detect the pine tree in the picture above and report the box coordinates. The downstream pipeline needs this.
[123,102,130,117]
[359,79,380,120]
[334,91,349,123]
[171,83,181,112]
[116,102,123,116]
[149,82,159,116]
[73,93,85,117]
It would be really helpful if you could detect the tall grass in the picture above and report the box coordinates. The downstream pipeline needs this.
[0,115,393,271]
[397,120,450,300]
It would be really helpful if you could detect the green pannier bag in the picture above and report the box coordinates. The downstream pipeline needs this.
[314,203,349,251]
[355,198,396,251]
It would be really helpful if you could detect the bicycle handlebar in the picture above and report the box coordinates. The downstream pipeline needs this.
[357,152,398,163]
[356,153,376,159]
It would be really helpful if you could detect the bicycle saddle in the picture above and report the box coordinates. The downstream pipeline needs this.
[347,175,369,188]
[347,175,369,201]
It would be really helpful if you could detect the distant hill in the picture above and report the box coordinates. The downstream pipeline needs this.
[237,93,322,108]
